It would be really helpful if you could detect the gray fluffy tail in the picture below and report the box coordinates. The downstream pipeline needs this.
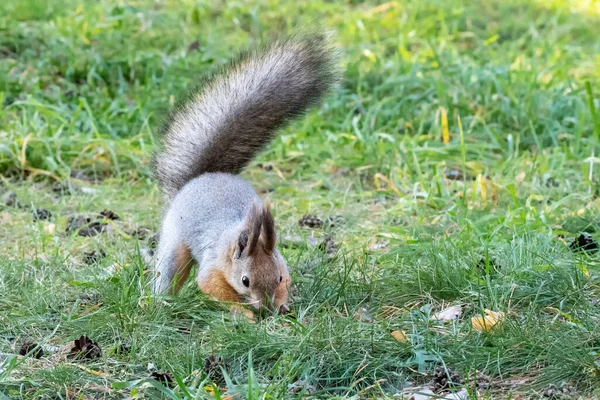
[153,33,338,201]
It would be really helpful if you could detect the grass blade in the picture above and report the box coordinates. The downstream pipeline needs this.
[585,81,600,141]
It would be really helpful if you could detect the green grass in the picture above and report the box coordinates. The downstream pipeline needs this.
[2,0,600,398]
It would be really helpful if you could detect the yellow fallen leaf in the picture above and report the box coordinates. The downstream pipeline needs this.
[484,34,500,46]
[511,54,524,70]
[204,385,215,396]
[373,173,402,196]
[73,364,108,377]
[580,265,591,278]
[204,386,238,400]
[368,1,399,15]
[477,174,487,202]
[391,330,408,342]
[471,309,504,332]
[440,106,449,144]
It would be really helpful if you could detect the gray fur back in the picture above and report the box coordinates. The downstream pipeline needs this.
[169,173,258,248]
[153,33,338,201]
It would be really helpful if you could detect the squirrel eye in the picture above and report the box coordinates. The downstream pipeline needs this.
[242,276,250,287]
[279,276,283,283]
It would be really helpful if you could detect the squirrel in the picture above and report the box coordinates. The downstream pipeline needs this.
[150,33,338,314]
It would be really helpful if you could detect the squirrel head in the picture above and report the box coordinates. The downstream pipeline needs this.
[226,202,290,312]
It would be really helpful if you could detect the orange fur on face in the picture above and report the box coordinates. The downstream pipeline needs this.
[188,203,290,313]
[274,264,291,312]
[197,267,241,303]
[274,278,289,308]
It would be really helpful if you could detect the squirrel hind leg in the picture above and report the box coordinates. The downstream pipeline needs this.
[152,238,194,295]
[171,242,194,295]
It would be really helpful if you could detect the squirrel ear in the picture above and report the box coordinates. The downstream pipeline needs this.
[261,204,276,253]
[243,201,263,256]
[235,229,249,258]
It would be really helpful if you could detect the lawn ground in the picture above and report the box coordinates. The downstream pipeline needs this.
[2,0,600,398]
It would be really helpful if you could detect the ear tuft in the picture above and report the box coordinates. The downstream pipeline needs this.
[262,204,276,252]
[245,201,263,256]
[234,229,249,258]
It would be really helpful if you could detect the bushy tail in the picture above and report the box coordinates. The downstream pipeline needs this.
[153,33,338,201]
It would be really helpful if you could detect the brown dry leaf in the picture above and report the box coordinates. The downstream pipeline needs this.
[433,305,462,322]
[391,330,408,342]
[471,309,504,332]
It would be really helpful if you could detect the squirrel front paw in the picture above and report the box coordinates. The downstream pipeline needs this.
[279,304,290,314]
[230,305,255,323]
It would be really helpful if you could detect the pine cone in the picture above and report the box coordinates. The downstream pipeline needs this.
[298,215,323,229]
[430,366,462,393]
[67,335,101,360]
